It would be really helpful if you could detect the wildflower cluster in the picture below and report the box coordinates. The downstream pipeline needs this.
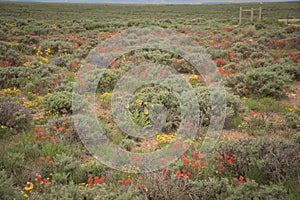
[214,154,235,175]
[35,173,52,187]
[34,46,51,65]
[0,87,20,96]
[52,120,68,132]
[39,155,54,166]
[287,51,300,63]
[0,60,12,66]
[174,169,192,178]
[232,175,250,186]
[18,182,33,198]
[29,127,54,142]
[181,151,205,169]
[86,176,105,186]
[117,176,133,185]
[156,132,176,142]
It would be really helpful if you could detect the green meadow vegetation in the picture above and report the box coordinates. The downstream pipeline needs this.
[0,2,300,199]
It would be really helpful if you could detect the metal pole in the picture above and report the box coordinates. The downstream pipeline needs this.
[239,7,242,25]
[251,8,254,22]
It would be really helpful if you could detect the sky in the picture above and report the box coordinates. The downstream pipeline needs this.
[1,0,299,4]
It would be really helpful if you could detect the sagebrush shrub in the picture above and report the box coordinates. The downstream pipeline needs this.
[215,137,300,184]
[226,67,291,98]
[0,98,32,130]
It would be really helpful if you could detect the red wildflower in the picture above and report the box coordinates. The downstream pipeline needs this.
[43,178,49,183]
[49,160,54,165]
[35,175,41,182]
[127,177,133,184]
[200,159,204,165]
[243,85,248,94]
[39,156,45,162]
[216,155,223,161]
[239,176,244,181]
[225,155,234,164]
[99,177,105,182]
[175,171,181,177]
[94,176,104,183]
[192,151,200,157]
[49,136,55,142]
[217,67,224,72]
[88,177,93,186]
[246,177,250,182]
[219,163,224,170]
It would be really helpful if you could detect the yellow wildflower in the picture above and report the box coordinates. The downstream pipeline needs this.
[23,101,33,107]
[136,99,143,104]
[24,182,33,191]
[101,92,111,98]
[144,109,149,115]
[52,24,58,29]
[41,57,48,62]
[189,74,198,79]
[23,62,30,67]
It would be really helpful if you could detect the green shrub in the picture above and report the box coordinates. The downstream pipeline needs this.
[52,153,80,183]
[0,64,66,94]
[0,43,24,66]
[226,67,291,98]
[285,112,300,129]
[120,138,135,151]
[129,85,180,133]
[226,181,288,200]
[0,99,32,130]
[191,177,229,200]
[138,172,195,200]
[292,132,300,144]
[195,87,243,126]
[0,170,23,200]
[215,138,300,184]
[72,160,105,183]
[97,69,121,93]
[42,92,86,115]
[270,60,300,81]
